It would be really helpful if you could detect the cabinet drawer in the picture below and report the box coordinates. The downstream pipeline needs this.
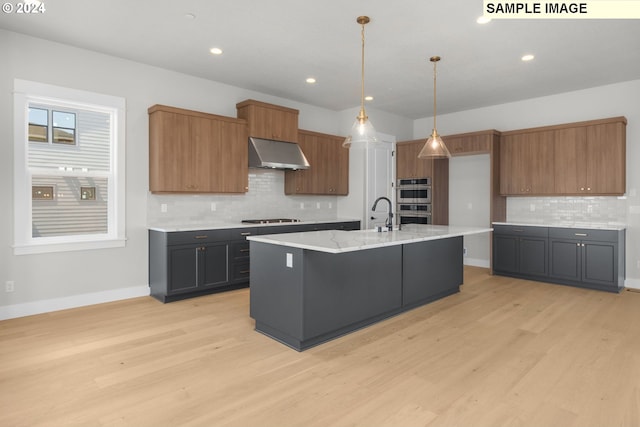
[232,262,251,281]
[493,224,548,238]
[167,229,231,245]
[230,227,257,241]
[548,227,618,242]
[232,241,250,259]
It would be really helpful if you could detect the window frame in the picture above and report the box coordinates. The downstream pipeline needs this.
[13,79,126,255]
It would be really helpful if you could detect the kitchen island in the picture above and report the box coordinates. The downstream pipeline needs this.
[248,225,491,351]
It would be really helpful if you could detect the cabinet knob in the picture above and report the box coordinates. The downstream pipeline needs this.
[580,187,585,191]
[587,187,591,191]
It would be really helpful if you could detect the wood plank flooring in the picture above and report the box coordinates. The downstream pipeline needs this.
[1,267,639,427]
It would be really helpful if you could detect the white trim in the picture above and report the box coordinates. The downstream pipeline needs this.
[13,238,127,255]
[0,285,150,321]
[464,257,491,268]
[13,79,126,254]
[624,278,640,290]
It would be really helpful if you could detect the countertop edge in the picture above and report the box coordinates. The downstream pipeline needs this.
[247,227,493,254]
[492,222,626,231]
[148,218,361,233]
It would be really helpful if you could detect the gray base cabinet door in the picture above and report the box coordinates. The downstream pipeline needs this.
[519,237,548,277]
[582,241,617,287]
[551,238,618,288]
[548,239,581,282]
[493,235,519,274]
[168,243,229,294]
[493,227,548,278]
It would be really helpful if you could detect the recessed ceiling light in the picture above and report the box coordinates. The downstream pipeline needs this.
[210,47,223,55]
[521,54,535,61]
[476,16,491,24]
[365,96,373,101]
[306,77,316,84]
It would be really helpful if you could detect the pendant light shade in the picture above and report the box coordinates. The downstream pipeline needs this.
[418,56,450,159]
[343,16,378,148]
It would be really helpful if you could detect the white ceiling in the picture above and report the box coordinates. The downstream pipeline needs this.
[2,0,640,119]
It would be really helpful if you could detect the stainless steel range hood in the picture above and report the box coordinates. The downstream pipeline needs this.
[248,137,310,170]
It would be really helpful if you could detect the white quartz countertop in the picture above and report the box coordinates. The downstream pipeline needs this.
[492,222,626,231]
[148,218,360,233]
[246,224,493,254]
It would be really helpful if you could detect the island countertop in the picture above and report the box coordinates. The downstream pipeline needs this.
[246,224,492,254]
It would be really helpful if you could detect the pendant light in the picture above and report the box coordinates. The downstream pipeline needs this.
[343,16,378,148]
[418,56,451,159]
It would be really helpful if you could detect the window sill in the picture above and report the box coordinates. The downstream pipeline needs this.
[13,237,127,255]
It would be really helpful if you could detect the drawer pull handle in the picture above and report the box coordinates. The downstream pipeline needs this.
[574,233,588,237]
[240,249,250,253]
[239,270,250,274]
[240,232,252,236]
[194,235,208,239]
[513,229,524,232]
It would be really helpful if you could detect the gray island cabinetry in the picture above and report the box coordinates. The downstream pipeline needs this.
[248,225,491,351]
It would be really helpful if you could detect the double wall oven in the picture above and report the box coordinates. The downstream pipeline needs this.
[396,177,432,225]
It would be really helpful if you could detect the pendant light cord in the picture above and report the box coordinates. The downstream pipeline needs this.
[360,20,366,119]
[432,58,437,133]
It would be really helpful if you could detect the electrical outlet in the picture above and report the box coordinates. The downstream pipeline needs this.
[463,247,468,256]
[299,202,305,209]
[530,204,536,212]
[637,260,640,269]
[5,281,15,292]
[286,253,293,268]
[210,202,217,211]
[316,202,321,209]
[161,203,167,213]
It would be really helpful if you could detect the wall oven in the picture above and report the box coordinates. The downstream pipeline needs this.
[396,178,431,204]
[397,203,432,225]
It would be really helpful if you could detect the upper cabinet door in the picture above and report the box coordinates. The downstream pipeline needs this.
[584,120,626,195]
[396,140,433,179]
[236,99,299,143]
[284,130,348,195]
[148,105,249,194]
[500,132,554,196]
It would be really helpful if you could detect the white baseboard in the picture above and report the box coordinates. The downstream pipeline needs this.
[0,285,150,321]
[625,278,640,290]
[464,258,490,269]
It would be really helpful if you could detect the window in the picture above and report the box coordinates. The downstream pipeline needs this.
[13,79,126,254]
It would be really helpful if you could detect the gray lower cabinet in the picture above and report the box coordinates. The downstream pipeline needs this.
[493,225,548,278]
[149,221,361,302]
[150,229,234,302]
[493,224,625,293]
[549,228,625,291]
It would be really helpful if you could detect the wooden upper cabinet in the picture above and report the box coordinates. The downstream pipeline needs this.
[236,99,299,143]
[148,105,248,194]
[442,130,497,156]
[555,118,626,195]
[500,130,555,195]
[285,129,349,195]
[396,139,433,179]
[501,116,626,196]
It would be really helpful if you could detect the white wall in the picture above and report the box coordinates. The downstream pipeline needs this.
[414,80,640,285]
[0,30,411,318]
[449,155,491,268]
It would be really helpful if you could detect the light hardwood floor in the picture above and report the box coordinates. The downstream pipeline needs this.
[1,267,639,427]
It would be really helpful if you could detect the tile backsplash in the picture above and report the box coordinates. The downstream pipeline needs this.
[507,196,628,226]
[147,169,339,226]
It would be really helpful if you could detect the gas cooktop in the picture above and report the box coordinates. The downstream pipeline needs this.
[241,218,301,224]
